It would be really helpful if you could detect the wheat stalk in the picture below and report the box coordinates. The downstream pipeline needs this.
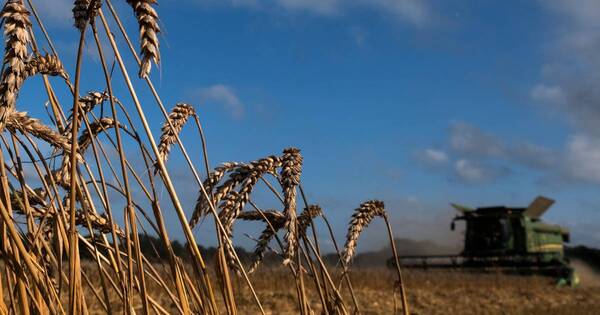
[280,147,302,265]
[24,54,68,80]
[156,103,195,165]
[126,0,160,78]
[0,0,31,128]
[342,200,386,266]
[5,110,71,152]
[54,118,122,188]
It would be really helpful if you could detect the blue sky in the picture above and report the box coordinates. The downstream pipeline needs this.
[24,0,600,250]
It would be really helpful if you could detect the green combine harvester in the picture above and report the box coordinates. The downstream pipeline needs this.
[391,196,578,286]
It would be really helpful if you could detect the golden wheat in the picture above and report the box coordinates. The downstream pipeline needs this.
[0,3,412,313]
[280,147,302,265]
[24,54,68,79]
[156,103,195,165]
[0,0,31,127]
[126,0,160,78]
[189,161,240,227]
[5,110,71,151]
[343,200,386,266]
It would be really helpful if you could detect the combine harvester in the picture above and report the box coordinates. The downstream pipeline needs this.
[391,196,579,286]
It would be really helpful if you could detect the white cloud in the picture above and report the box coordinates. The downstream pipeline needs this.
[193,0,433,27]
[199,84,244,119]
[454,159,508,183]
[454,159,485,182]
[530,84,566,105]
[277,0,339,15]
[449,122,505,158]
[359,0,431,27]
[564,135,600,184]
[419,148,448,165]
[533,1,600,136]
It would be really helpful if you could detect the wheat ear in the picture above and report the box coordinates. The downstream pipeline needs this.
[72,0,101,31]
[0,0,31,128]
[126,0,160,78]
[248,216,286,274]
[77,117,123,152]
[298,204,322,236]
[222,156,282,229]
[24,54,68,80]
[189,162,240,228]
[237,210,285,224]
[342,200,386,266]
[280,147,302,265]
[5,110,71,152]
[64,91,111,135]
[156,103,195,165]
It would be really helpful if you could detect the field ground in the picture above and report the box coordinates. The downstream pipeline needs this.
[236,266,600,314]
[3,262,600,314]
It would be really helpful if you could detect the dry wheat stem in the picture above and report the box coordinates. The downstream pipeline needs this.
[156,103,195,165]
[342,200,386,266]
[54,118,122,188]
[280,147,302,265]
[126,0,160,78]
[0,0,31,128]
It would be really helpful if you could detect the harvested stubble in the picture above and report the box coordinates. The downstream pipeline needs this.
[0,1,411,314]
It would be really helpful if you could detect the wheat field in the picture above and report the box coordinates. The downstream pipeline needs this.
[0,0,411,314]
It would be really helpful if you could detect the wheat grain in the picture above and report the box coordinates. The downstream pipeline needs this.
[342,200,386,266]
[280,147,302,265]
[126,0,160,78]
[0,0,31,128]
[156,103,195,165]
